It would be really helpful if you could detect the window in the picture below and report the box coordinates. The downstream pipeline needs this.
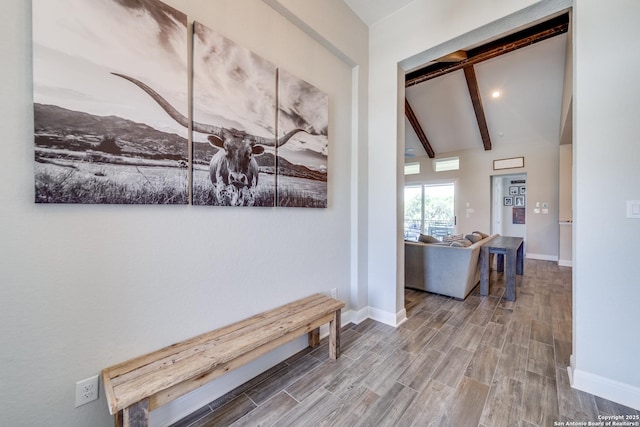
[433,156,459,172]
[404,162,420,175]
[404,183,455,241]
[404,186,423,240]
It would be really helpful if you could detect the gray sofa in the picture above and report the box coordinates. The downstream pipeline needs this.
[404,233,498,299]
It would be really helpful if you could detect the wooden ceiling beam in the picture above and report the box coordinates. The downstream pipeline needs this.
[405,99,435,158]
[405,13,569,87]
[463,65,492,151]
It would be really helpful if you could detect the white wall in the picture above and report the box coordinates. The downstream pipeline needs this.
[571,0,640,409]
[558,144,572,266]
[265,0,371,317]
[0,1,367,426]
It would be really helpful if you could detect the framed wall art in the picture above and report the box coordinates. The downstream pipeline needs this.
[513,207,526,224]
[32,2,330,209]
[494,156,524,170]
[33,0,189,204]
[277,69,328,208]
[192,21,277,207]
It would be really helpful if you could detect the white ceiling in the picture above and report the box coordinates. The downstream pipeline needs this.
[343,0,415,26]
[405,33,567,158]
[341,0,569,160]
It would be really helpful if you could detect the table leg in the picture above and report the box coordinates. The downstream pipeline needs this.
[497,254,504,272]
[505,248,517,301]
[480,246,490,296]
[516,241,524,275]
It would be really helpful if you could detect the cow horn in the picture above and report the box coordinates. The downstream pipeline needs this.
[112,73,311,145]
[256,128,308,147]
[111,73,223,138]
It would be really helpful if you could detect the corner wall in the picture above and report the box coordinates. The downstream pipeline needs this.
[571,0,640,409]
[0,1,368,425]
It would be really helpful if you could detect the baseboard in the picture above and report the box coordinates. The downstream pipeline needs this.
[569,355,640,411]
[558,259,573,267]
[526,253,558,262]
[396,308,408,326]
[345,307,369,325]
[150,338,308,427]
[368,306,407,327]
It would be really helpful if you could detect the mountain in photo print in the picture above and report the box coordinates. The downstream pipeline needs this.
[277,69,328,208]
[32,0,189,204]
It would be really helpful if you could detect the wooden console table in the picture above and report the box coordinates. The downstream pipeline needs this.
[479,236,524,301]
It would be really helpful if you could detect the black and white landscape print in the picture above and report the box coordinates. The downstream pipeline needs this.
[33,0,189,204]
[192,21,277,207]
[277,69,329,208]
[192,22,329,208]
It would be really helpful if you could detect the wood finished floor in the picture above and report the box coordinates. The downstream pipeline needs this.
[171,260,638,427]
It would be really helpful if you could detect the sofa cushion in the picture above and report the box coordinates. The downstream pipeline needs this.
[465,233,482,243]
[418,234,441,244]
[450,239,472,247]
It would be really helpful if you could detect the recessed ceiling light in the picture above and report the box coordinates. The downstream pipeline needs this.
[491,90,501,98]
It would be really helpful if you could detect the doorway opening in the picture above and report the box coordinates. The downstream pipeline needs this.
[491,174,527,249]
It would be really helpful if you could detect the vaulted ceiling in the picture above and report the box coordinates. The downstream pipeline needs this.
[342,1,570,160]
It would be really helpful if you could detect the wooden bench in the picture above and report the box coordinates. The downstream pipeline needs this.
[102,293,345,427]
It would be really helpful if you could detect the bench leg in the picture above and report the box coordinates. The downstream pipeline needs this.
[309,327,320,348]
[122,399,149,427]
[329,310,341,360]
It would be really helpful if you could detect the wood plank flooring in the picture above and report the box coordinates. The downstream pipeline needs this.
[170,260,638,427]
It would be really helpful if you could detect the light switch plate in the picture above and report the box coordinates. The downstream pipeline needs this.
[627,200,640,218]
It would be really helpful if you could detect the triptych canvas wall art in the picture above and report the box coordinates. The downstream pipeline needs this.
[32,0,328,208]
[32,0,190,204]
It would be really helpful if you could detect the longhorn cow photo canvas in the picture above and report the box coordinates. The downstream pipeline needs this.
[32,0,189,204]
[192,21,329,208]
[277,69,328,208]
[192,21,278,207]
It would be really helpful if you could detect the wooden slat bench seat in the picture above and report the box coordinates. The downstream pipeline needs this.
[102,293,345,427]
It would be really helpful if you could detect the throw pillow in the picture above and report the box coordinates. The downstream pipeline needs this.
[472,231,489,239]
[418,234,441,244]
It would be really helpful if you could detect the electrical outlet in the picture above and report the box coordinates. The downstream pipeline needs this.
[75,374,99,407]
[331,288,337,299]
